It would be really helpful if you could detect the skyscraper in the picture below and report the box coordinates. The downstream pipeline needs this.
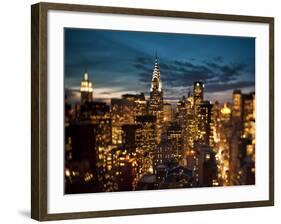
[135,115,157,177]
[198,101,214,147]
[193,81,204,114]
[163,103,173,123]
[111,93,147,145]
[193,81,204,141]
[167,122,183,163]
[232,90,242,121]
[217,103,232,185]
[149,56,163,112]
[80,72,93,105]
[149,55,164,143]
[184,92,195,153]
[242,92,255,139]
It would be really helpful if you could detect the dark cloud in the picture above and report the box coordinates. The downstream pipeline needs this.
[213,56,224,63]
[134,63,151,73]
[135,56,249,92]
[135,56,151,64]
[220,63,247,82]
[138,72,151,83]
[205,81,255,92]
[205,62,221,70]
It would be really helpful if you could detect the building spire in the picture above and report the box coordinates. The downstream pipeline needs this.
[151,52,162,92]
[83,68,89,80]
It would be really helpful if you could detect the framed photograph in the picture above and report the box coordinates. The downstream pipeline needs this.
[31,2,274,221]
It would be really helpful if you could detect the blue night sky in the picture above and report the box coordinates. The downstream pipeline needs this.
[64,28,255,104]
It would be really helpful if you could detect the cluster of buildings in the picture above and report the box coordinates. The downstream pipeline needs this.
[64,56,255,194]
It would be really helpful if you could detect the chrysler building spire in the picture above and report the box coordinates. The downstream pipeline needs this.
[151,54,162,92]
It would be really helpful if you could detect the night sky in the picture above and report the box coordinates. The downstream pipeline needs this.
[64,28,255,104]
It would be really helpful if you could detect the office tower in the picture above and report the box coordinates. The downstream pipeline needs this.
[196,144,218,187]
[242,92,255,139]
[111,98,129,145]
[163,103,173,123]
[111,93,147,145]
[237,92,255,185]
[217,103,232,185]
[122,93,147,117]
[154,140,174,176]
[198,101,214,147]
[212,101,220,144]
[111,98,132,145]
[193,81,204,141]
[183,92,195,153]
[121,124,138,154]
[96,145,135,192]
[194,81,204,114]
[175,96,187,125]
[149,55,164,143]
[232,90,242,121]
[80,102,111,146]
[135,115,157,177]
[65,121,98,193]
[167,122,183,163]
[229,130,240,185]
[80,72,93,105]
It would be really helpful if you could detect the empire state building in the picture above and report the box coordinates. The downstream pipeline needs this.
[149,55,164,143]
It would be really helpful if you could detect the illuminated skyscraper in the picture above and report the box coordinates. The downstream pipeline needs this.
[240,92,255,178]
[163,103,172,123]
[232,90,242,120]
[122,93,147,117]
[196,144,218,187]
[80,72,93,104]
[217,103,232,185]
[111,93,147,145]
[135,115,157,177]
[149,55,164,143]
[167,122,183,162]
[242,92,255,139]
[212,101,220,144]
[194,81,204,114]
[198,101,214,147]
[149,55,163,112]
[193,81,204,141]
[154,140,174,173]
[184,92,195,153]
[175,96,187,125]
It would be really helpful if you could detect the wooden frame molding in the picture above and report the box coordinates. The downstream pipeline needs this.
[31,2,274,221]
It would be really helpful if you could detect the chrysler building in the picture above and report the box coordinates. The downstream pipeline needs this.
[149,54,164,143]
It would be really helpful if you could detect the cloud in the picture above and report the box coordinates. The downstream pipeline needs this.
[135,56,251,93]
[204,81,255,92]
[213,56,224,63]
[219,63,247,82]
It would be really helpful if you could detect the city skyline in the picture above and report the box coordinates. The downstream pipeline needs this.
[65,28,255,104]
[64,28,255,194]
